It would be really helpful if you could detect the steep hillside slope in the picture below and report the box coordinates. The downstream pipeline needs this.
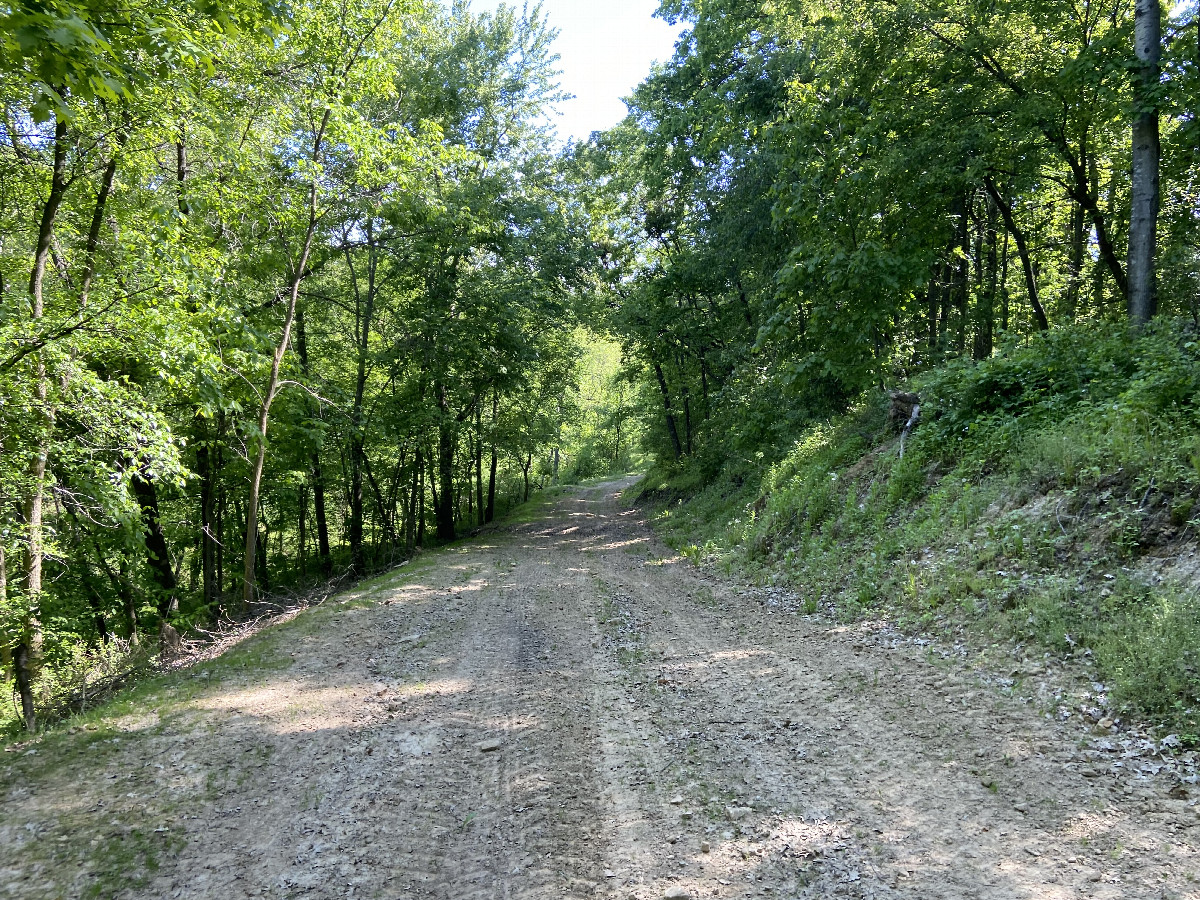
[644,323,1200,739]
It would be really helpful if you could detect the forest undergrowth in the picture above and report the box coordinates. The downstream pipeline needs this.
[641,320,1200,740]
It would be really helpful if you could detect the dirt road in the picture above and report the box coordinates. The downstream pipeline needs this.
[4,480,1200,899]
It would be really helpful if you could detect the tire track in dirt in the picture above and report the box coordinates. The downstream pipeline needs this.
[2,479,1199,900]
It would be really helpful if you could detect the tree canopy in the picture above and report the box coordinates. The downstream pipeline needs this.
[1,0,1197,732]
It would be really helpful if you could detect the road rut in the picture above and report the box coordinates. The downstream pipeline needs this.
[3,479,1198,899]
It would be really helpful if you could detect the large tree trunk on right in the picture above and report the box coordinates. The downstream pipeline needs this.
[1128,0,1161,326]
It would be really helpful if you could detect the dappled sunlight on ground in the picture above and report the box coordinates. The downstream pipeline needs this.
[2,479,1195,900]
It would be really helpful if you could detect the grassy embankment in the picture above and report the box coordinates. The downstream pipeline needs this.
[640,322,1200,738]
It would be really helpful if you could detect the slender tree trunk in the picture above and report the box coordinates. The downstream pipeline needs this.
[1000,230,1011,331]
[256,520,270,596]
[417,451,426,548]
[364,452,397,549]
[348,435,366,573]
[16,112,70,732]
[938,261,951,347]
[485,391,498,524]
[406,449,421,551]
[984,177,1049,331]
[475,405,484,526]
[952,194,970,353]
[176,131,189,216]
[486,445,498,522]
[1128,0,1161,325]
[215,482,225,615]
[294,309,332,575]
[197,441,217,609]
[129,471,179,619]
[0,544,9,676]
[464,440,473,524]
[1064,201,1085,321]
[345,229,376,574]
[522,453,532,502]
[435,386,456,541]
[436,425,455,540]
[974,196,998,360]
[298,483,308,578]
[80,128,126,306]
[244,109,330,608]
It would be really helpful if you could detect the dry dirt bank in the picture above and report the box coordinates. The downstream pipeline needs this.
[2,479,1199,899]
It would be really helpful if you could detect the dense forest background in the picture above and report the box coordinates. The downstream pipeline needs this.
[2,0,1199,733]
[0,0,635,730]
[599,0,1198,473]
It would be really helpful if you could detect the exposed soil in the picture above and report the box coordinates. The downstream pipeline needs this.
[3,479,1200,899]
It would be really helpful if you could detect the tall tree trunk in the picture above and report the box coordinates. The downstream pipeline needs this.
[522,453,532,502]
[294,308,331,575]
[16,111,70,732]
[938,261,952,347]
[485,391,498,524]
[1000,230,1011,331]
[486,445,498,523]
[974,196,998,361]
[0,544,9,677]
[364,452,398,549]
[406,449,421,552]
[197,441,217,610]
[80,127,127,306]
[652,362,683,459]
[417,451,426,548]
[464,440,473,524]
[952,194,970,354]
[475,405,484,527]
[984,177,1049,331]
[244,108,330,609]
[1128,0,1161,325]
[436,435,455,541]
[344,228,376,574]
[130,470,179,619]
[435,386,456,541]
[1065,200,1085,321]
[256,521,270,596]
[348,435,366,574]
[215,482,225,616]
[298,482,308,578]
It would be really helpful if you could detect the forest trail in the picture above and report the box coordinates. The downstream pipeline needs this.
[4,480,1200,900]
